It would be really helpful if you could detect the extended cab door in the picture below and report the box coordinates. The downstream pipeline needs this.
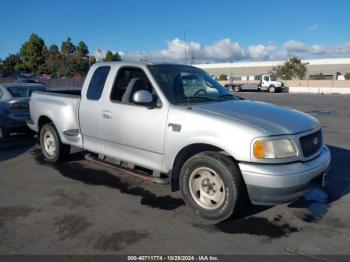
[79,65,112,154]
[100,66,169,171]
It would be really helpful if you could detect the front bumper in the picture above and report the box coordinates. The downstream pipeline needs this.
[239,145,331,205]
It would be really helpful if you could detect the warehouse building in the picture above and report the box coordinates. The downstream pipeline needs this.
[195,58,350,81]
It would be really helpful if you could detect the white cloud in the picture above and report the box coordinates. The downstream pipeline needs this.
[283,40,308,52]
[309,44,326,54]
[121,38,245,63]
[247,43,278,60]
[201,38,245,60]
[308,24,319,30]
[94,38,350,63]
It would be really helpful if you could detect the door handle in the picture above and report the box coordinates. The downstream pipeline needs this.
[102,110,112,119]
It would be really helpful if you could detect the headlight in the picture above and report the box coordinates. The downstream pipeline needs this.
[253,139,297,159]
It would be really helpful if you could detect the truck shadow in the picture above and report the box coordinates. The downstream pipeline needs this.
[30,144,350,237]
[0,134,36,162]
[31,148,185,211]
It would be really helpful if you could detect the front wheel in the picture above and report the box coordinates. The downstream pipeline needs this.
[269,85,276,93]
[180,151,243,221]
[233,86,241,92]
[40,123,70,163]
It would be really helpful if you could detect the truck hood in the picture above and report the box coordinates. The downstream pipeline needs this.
[193,99,319,135]
[271,81,281,87]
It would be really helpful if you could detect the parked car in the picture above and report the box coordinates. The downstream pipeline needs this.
[0,83,47,137]
[28,62,330,221]
[225,74,284,93]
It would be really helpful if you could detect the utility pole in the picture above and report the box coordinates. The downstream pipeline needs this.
[184,30,188,65]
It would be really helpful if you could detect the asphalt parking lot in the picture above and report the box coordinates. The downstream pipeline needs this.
[0,93,349,255]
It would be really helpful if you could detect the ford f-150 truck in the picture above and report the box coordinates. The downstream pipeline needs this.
[28,62,330,221]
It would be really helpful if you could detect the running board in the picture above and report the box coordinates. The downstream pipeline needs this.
[85,153,169,185]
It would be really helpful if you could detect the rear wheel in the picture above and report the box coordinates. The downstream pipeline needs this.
[180,151,242,221]
[40,123,70,163]
[234,86,241,92]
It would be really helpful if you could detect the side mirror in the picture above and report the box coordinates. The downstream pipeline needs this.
[133,90,153,105]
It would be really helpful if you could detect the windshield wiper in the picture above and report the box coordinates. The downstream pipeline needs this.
[177,96,221,103]
[218,94,234,98]
[218,94,244,100]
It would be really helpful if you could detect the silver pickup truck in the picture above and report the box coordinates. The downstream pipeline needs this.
[28,62,330,221]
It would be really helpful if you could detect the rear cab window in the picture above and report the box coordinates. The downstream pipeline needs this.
[86,66,111,100]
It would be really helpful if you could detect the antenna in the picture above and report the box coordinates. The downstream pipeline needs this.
[184,30,188,64]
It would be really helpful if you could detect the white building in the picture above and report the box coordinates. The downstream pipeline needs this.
[194,58,350,80]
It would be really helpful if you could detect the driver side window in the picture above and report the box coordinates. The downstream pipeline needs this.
[110,67,157,105]
[264,76,269,81]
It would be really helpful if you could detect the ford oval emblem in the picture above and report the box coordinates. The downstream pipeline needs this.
[313,137,319,145]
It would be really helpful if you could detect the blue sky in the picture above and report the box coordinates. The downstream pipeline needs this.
[1,0,350,62]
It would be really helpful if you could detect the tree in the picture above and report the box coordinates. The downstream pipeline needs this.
[219,74,228,80]
[345,72,350,80]
[0,59,5,76]
[76,41,89,57]
[275,56,308,80]
[61,37,76,56]
[59,38,77,77]
[45,44,61,77]
[19,33,48,73]
[103,50,122,62]
[72,55,89,77]
[73,41,90,76]
[1,54,24,75]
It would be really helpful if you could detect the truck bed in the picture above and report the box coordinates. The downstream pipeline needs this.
[29,89,83,148]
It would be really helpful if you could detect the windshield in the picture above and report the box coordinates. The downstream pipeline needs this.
[7,85,47,98]
[148,65,240,105]
[270,75,277,81]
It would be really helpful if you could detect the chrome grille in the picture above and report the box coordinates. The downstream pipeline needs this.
[300,130,323,158]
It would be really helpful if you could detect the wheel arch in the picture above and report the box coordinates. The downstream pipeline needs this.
[169,143,236,192]
[37,115,57,144]
[38,115,54,130]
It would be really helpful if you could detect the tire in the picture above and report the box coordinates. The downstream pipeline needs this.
[269,85,276,93]
[179,151,243,221]
[233,86,241,92]
[39,123,70,163]
[1,126,11,138]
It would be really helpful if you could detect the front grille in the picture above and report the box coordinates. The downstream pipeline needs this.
[300,130,323,158]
